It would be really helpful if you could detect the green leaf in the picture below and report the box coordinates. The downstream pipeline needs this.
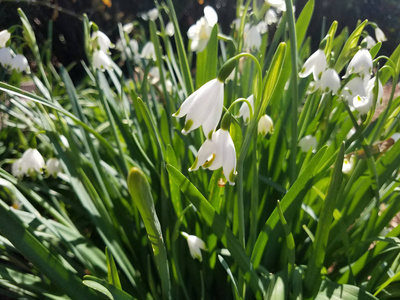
[83,275,135,300]
[316,279,378,300]
[106,247,122,289]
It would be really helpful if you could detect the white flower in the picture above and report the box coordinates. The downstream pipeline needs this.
[0,47,13,68]
[93,50,112,71]
[148,67,160,84]
[173,78,224,138]
[123,23,134,34]
[11,158,23,178]
[0,29,11,48]
[265,0,286,12]
[299,49,326,80]
[47,158,62,177]
[244,26,262,50]
[352,94,372,115]
[256,21,268,35]
[10,54,30,73]
[60,135,70,148]
[187,6,218,52]
[181,232,207,262]
[140,42,156,61]
[91,30,114,53]
[341,77,367,105]
[342,156,355,174]
[366,77,383,106]
[265,9,278,25]
[375,27,387,42]
[19,148,45,177]
[345,49,372,80]
[148,8,159,21]
[237,95,254,123]
[362,36,376,49]
[298,135,317,152]
[315,68,340,94]
[258,114,274,136]
[165,22,174,36]
[189,129,237,185]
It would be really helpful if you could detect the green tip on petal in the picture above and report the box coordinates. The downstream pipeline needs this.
[207,130,213,140]
[228,170,237,185]
[202,154,216,169]
[183,119,193,133]
[172,107,181,117]
[189,156,199,171]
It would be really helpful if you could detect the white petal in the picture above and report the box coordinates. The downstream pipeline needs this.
[165,22,175,36]
[299,49,326,79]
[0,30,11,48]
[204,6,218,26]
[189,138,216,171]
[220,130,237,185]
[201,82,224,138]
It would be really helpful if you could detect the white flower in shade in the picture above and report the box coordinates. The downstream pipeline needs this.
[140,42,156,61]
[189,129,237,185]
[187,6,218,52]
[265,9,278,25]
[265,0,286,12]
[345,49,372,80]
[256,21,268,35]
[342,156,355,174]
[91,30,114,53]
[122,23,134,34]
[165,22,174,36]
[148,67,160,84]
[11,158,23,178]
[147,8,159,21]
[244,26,262,51]
[237,95,254,124]
[181,232,207,262]
[362,36,376,49]
[299,49,326,80]
[173,78,224,138]
[47,158,62,177]
[298,135,317,152]
[0,29,11,48]
[93,50,112,71]
[341,77,367,105]
[258,114,274,136]
[10,54,30,73]
[20,148,45,177]
[0,47,13,68]
[60,135,70,148]
[375,27,387,42]
[315,68,340,94]
[129,39,139,55]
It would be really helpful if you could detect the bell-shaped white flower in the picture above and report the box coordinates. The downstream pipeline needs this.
[265,0,286,12]
[11,158,23,178]
[237,95,254,124]
[47,158,62,177]
[173,78,224,138]
[147,8,159,21]
[122,23,134,34]
[244,26,262,50]
[341,77,367,105]
[345,49,372,80]
[362,36,376,49]
[189,128,237,185]
[140,41,156,61]
[265,9,278,25]
[93,50,112,71]
[181,232,207,262]
[299,49,326,80]
[342,155,355,174]
[165,22,174,37]
[315,68,340,94]
[375,27,387,43]
[298,135,317,152]
[0,47,13,68]
[352,94,372,115]
[20,148,45,177]
[0,29,11,48]
[258,114,274,136]
[256,21,268,35]
[366,77,383,106]
[10,54,30,73]
[187,6,218,53]
[91,30,114,53]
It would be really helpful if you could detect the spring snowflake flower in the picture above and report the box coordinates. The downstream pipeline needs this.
[265,0,286,12]
[181,232,207,262]
[0,47,13,68]
[342,156,355,175]
[173,78,224,138]
[375,27,387,43]
[344,48,372,80]
[93,50,112,71]
[10,54,30,73]
[11,158,23,178]
[189,128,237,185]
[187,6,218,52]
[165,22,174,37]
[122,23,134,34]
[47,158,62,177]
[265,9,278,25]
[362,36,376,49]
[299,49,326,80]
[140,42,156,61]
[341,77,367,105]
[244,26,262,51]
[258,114,274,136]
[19,148,46,177]
[366,77,383,105]
[237,95,254,124]
[91,30,114,53]
[315,68,340,94]
[352,77,383,115]
[147,8,159,21]
[0,29,10,48]
[298,135,317,152]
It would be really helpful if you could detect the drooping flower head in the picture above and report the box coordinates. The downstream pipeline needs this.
[298,135,317,152]
[342,155,355,174]
[265,9,278,25]
[93,50,112,71]
[165,22,175,37]
[140,41,156,61]
[345,48,373,80]
[19,148,46,177]
[0,29,11,48]
[47,158,63,177]
[11,54,30,73]
[341,77,367,105]
[375,27,387,43]
[265,0,286,12]
[258,114,274,136]
[244,26,262,51]
[315,68,340,94]
[0,47,13,68]
[91,30,114,54]
[181,232,207,262]
[187,6,218,52]
[237,95,254,124]
[299,49,327,80]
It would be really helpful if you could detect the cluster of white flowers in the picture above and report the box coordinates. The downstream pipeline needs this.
[0,29,30,73]
[11,148,62,179]
[91,29,114,71]
[187,6,218,53]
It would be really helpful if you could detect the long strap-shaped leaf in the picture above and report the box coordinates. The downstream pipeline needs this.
[166,164,265,296]
[0,201,97,299]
